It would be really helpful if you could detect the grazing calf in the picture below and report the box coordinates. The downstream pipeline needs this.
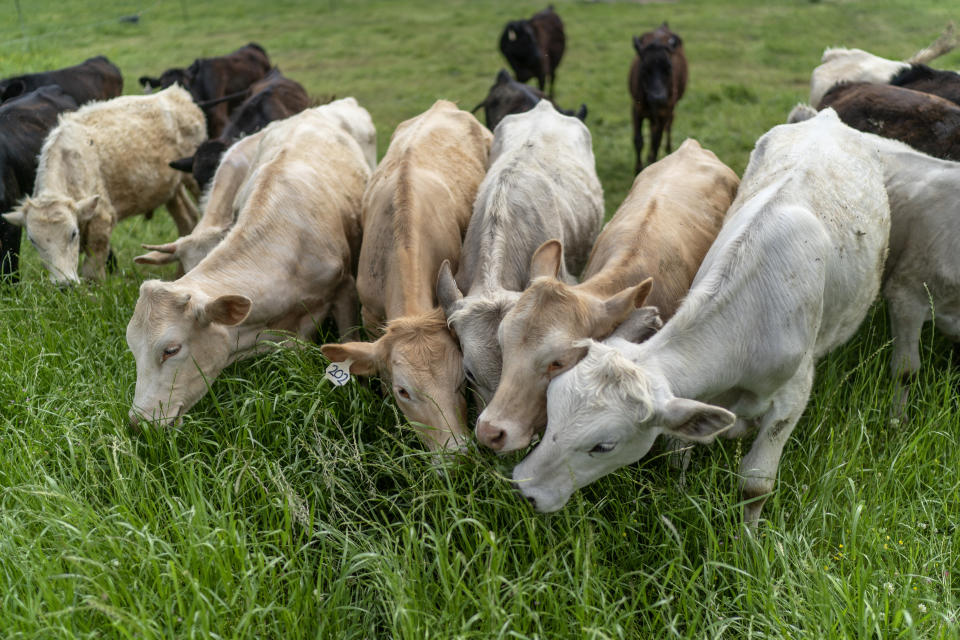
[629,22,687,173]
[437,100,603,403]
[500,5,565,98]
[816,82,960,160]
[3,86,204,284]
[0,56,122,105]
[140,43,271,138]
[476,139,738,452]
[137,98,377,272]
[472,69,586,131]
[0,86,78,281]
[126,107,370,426]
[321,101,492,452]
[513,110,890,524]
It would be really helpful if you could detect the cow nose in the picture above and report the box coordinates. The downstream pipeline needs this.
[476,419,506,450]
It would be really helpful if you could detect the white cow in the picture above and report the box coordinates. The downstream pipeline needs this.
[437,100,603,402]
[809,48,910,106]
[513,109,891,525]
[126,102,372,425]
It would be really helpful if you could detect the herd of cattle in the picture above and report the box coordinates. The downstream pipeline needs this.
[3,9,960,524]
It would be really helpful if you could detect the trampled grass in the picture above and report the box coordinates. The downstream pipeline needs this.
[1,1,959,638]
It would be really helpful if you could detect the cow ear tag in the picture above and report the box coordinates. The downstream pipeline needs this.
[324,358,354,387]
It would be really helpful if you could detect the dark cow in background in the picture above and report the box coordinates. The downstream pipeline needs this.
[816,82,960,161]
[0,86,79,281]
[629,22,687,173]
[170,68,311,190]
[0,56,121,105]
[472,69,587,130]
[139,43,271,138]
[499,5,565,98]
[890,64,960,106]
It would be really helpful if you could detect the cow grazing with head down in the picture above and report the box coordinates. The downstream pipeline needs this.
[2,86,204,285]
[476,139,738,452]
[437,100,603,404]
[139,43,271,138]
[629,22,687,173]
[513,110,890,525]
[471,69,587,131]
[499,5,565,98]
[321,100,492,452]
[126,103,373,426]
[0,86,79,281]
[137,98,377,273]
[0,56,122,105]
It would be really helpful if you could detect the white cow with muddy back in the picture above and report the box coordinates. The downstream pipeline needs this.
[3,86,204,284]
[513,109,890,525]
[126,101,373,425]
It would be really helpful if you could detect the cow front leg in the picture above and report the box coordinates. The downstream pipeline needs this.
[165,185,198,237]
[332,274,360,340]
[647,116,665,167]
[632,107,645,174]
[664,113,675,154]
[79,216,114,281]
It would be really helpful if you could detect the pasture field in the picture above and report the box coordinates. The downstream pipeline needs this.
[2,0,960,638]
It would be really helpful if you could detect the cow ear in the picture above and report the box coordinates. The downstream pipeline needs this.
[601,278,654,329]
[320,340,383,376]
[496,69,512,84]
[529,239,563,281]
[139,76,160,89]
[633,35,643,56]
[2,211,25,227]
[661,398,736,443]
[575,104,588,122]
[608,305,662,343]
[76,195,100,221]
[134,241,179,265]
[199,294,251,326]
[436,260,464,318]
[169,156,195,173]
[668,34,682,50]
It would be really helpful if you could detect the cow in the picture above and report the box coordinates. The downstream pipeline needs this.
[137,98,377,272]
[476,138,739,452]
[0,86,79,282]
[815,82,960,161]
[2,86,205,285]
[168,68,312,191]
[0,56,122,105]
[320,100,492,452]
[512,109,890,526]
[437,100,603,404]
[499,5,565,98]
[471,69,587,131]
[139,43,271,138]
[629,22,687,173]
[126,104,372,426]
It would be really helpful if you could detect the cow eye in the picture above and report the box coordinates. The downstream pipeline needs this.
[589,442,616,454]
[547,360,564,374]
[70,229,79,241]
[464,368,476,384]
[161,345,181,362]
[396,387,411,400]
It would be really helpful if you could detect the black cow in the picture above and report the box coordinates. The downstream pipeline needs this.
[629,22,687,173]
[169,68,310,190]
[140,43,271,138]
[471,69,587,131]
[0,56,121,106]
[0,86,79,281]
[890,64,960,107]
[499,5,565,98]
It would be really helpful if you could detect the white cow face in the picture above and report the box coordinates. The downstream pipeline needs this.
[511,342,736,513]
[126,280,251,426]
[3,195,99,285]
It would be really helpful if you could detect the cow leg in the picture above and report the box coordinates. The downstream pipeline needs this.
[665,113,675,154]
[547,71,556,99]
[647,116,665,167]
[332,273,360,341]
[165,187,198,237]
[632,107,645,174]
[738,360,813,527]
[79,215,114,281]
[886,286,928,412]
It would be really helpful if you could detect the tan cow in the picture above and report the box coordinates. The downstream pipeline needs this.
[126,104,371,426]
[476,138,739,451]
[3,86,204,284]
[321,100,492,452]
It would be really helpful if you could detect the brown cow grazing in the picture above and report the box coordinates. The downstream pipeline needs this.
[475,139,739,452]
[816,82,960,160]
[139,43,271,138]
[0,56,122,105]
[499,5,565,98]
[629,22,687,173]
[321,100,492,452]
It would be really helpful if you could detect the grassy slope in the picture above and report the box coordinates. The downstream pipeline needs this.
[1,1,959,638]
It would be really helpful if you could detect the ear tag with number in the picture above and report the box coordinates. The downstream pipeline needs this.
[324,358,354,387]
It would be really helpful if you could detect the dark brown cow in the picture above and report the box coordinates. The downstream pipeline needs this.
[0,56,121,105]
[499,5,565,98]
[629,22,687,173]
[817,82,960,160]
[471,69,586,131]
[890,64,960,106]
[139,43,271,138]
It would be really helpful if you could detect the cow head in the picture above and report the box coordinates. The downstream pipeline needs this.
[0,79,27,102]
[126,279,251,427]
[320,309,468,452]
[633,23,683,108]
[512,340,735,513]
[139,67,192,92]
[475,240,655,452]
[3,195,100,285]
[499,20,542,82]
[171,139,227,192]
[473,68,545,131]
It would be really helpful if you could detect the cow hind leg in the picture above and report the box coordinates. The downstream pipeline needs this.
[665,113,676,154]
[886,288,929,412]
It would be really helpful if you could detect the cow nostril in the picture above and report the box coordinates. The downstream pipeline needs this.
[525,494,537,510]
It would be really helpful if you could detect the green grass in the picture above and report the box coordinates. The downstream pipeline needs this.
[2,0,960,638]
